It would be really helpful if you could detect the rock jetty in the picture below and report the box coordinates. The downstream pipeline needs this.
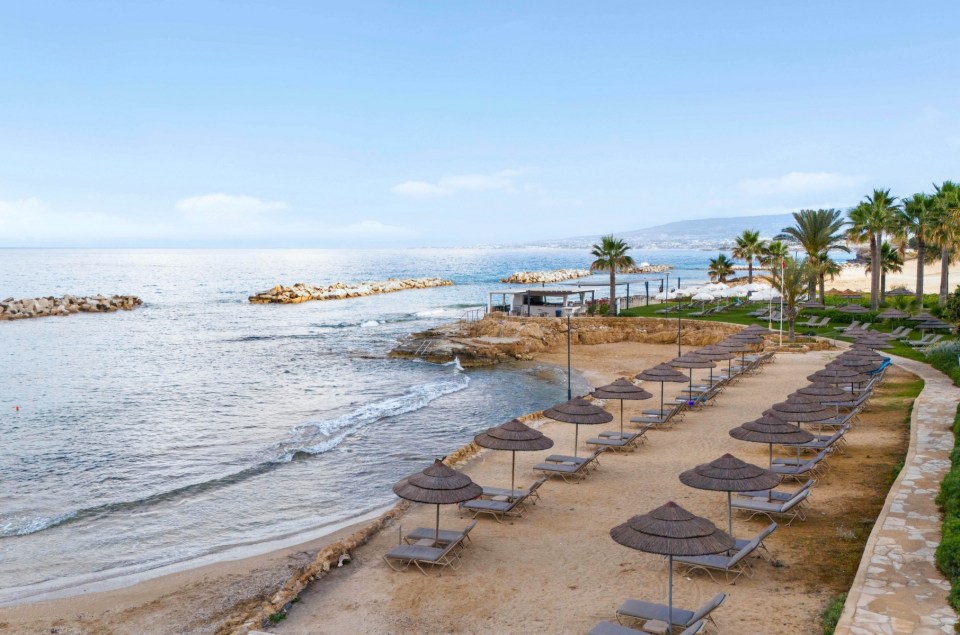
[501,269,592,284]
[0,294,142,320]
[618,264,672,274]
[248,277,454,304]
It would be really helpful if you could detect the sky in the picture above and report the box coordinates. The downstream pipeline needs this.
[0,1,958,248]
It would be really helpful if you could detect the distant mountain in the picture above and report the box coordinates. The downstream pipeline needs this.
[529,213,795,249]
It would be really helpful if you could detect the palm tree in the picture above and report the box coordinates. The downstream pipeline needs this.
[590,235,635,316]
[811,251,842,304]
[865,242,904,305]
[777,209,849,300]
[895,192,935,305]
[763,256,813,342]
[731,229,766,284]
[760,240,790,270]
[846,190,900,309]
[932,181,960,305]
[707,254,735,282]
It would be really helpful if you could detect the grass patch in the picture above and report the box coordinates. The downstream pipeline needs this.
[820,593,847,634]
[268,612,287,624]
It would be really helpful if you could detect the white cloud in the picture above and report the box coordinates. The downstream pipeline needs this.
[392,170,523,198]
[0,197,173,244]
[175,193,289,222]
[737,172,865,197]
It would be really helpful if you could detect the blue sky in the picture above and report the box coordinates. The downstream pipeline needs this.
[0,1,958,247]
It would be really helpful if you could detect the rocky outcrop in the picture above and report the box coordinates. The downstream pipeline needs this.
[618,264,673,274]
[390,314,744,367]
[0,294,142,320]
[248,278,454,304]
[500,269,591,284]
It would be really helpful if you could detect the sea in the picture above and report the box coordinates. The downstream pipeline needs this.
[0,247,718,604]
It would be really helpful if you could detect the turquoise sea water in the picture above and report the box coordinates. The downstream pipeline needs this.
[0,247,718,603]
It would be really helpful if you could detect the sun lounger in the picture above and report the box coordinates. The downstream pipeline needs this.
[404,520,477,549]
[732,521,779,561]
[533,448,605,483]
[771,454,827,482]
[383,537,464,574]
[915,334,945,349]
[460,479,546,521]
[732,488,811,524]
[773,448,831,466]
[588,427,649,452]
[836,321,861,334]
[616,592,726,631]
[741,480,813,502]
[788,425,849,453]
[589,619,706,635]
[481,478,547,504]
[675,527,773,582]
[800,315,822,327]
[634,402,686,428]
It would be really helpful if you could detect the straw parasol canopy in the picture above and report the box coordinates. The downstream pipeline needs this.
[828,358,881,374]
[792,382,858,404]
[591,379,653,437]
[694,345,737,380]
[800,301,827,309]
[918,318,952,331]
[729,413,814,467]
[853,337,893,350]
[838,304,870,314]
[729,333,765,345]
[742,324,774,335]
[808,366,871,386]
[610,501,734,629]
[475,419,554,493]
[910,310,935,321]
[543,396,613,457]
[767,398,836,424]
[636,364,689,416]
[679,454,780,534]
[878,307,909,319]
[393,459,482,545]
[669,352,716,392]
[887,287,914,296]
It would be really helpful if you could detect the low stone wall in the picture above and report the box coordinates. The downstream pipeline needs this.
[0,295,142,320]
[619,264,672,274]
[500,269,592,284]
[248,278,453,304]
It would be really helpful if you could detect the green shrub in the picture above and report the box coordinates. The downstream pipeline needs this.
[935,405,960,613]
[820,593,847,634]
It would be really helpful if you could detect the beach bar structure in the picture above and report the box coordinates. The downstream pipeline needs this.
[488,288,594,317]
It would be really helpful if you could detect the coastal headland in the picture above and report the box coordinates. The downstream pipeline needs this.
[501,265,673,285]
[0,294,142,320]
[248,278,453,304]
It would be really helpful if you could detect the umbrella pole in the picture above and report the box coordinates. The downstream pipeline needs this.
[660,383,665,416]
[574,424,579,458]
[668,555,674,630]
[620,399,624,437]
[511,451,516,493]
[435,505,440,547]
[727,491,733,536]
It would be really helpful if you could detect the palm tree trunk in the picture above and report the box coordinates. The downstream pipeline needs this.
[940,249,950,306]
[788,316,795,342]
[881,271,886,305]
[610,270,616,316]
[870,234,880,310]
[916,239,925,305]
[819,274,826,304]
[747,260,753,284]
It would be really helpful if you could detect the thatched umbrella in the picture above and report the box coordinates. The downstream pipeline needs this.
[768,397,835,424]
[887,288,913,297]
[807,366,871,390]
[792,382,858,405]
[591,379,653,437]
[918,318,952,331]
[393,459,482,546]
[854,336,893,350]
[742,324,774,336]
[669,352,716,393]
[910,310,935,322]
[543,396,612,457]
[839,304,870,314]
[827,358,881,374]
[474,419,554,493]
[839,348,885,362]
[800,301,827,309]
[729,413,814,467]
[610,502,734,629]
[636,364,689,416]
[716,338,755,370]
[878,307,909,320]
[679,453,780,534]
[694,345,737,380]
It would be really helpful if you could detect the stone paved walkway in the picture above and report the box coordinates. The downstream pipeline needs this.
[835,355,959,635]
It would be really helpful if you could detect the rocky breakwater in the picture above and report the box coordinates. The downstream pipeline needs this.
[391,313,743,367]
[501,269,592,284]
[0,294,142,320]
[248,277,454,304]
[619,263,672,274]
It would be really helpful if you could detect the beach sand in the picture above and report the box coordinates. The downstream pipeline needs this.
[0,341,914,635]
[832,257,958,295]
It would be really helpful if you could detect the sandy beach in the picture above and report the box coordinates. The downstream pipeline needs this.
[0,339,914,635]
[832,258,957,295]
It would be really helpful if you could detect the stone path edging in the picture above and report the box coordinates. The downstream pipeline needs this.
[834,353,959,634]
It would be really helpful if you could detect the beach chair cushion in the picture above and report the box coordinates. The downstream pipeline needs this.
[590,620,705,635]
[405,520,477,545]
[617,592,725,627]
